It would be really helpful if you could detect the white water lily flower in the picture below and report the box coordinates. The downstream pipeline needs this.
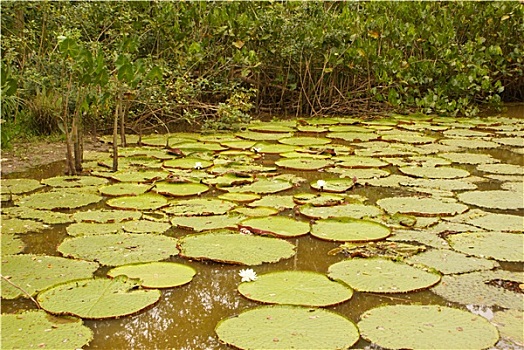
[194,161,203,170]
[239,268,258,282]
[316,179,326,188]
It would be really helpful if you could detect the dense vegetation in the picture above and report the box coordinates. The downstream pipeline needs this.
[1,2,523,145]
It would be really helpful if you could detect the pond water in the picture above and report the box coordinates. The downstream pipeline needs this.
[1,106,523,349]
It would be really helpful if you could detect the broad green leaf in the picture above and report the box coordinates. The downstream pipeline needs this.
[251,142,297,154]
[293,193,345,206]
[1,310,93,349]
[447,231,524,262]
[1,218,47,234]
[58,233,179,266]
[311,218,390,242]
[110,170,170,183]
[1,234,25,255]
[215,305,359,349]
[238,270,353,307]
[310,178,355,192]
[328,258,440,293]
[406,248,499,274]
[240,216,310,237]
[107,262,196,288]
[3,206,74,224]
[233,206,279,217]
[439,152,500,165]
[41,175,109,188]
[99,182,152,196]
[458,190,524,210]
[247,195,296,210]
[358,305,499,349]
[377,196,468,216]
[15,190,103,210]
[1,254,99,299]
[399,177,477,191]
[299,203,381,219]
[73,209,142,223]
[172,214,244,232]
[327,167,391,179]
[163,157,213,170]
[236,131,293,141]
[37,276,161,319]
[225,178,292,194]
[466,212,523,232]
[248,122,295,133]
[122,220,171,234]
[164,198,237,216]
[278,136,331,146]
[1,178,44,194]
[440,138,500,149]
[66,222,123,236]
[275,158,332,170]
[334,156,389,168]
[491,309,523,345]
[327,131,378,142]
[399,166,470,179]
[153,181,209,197]
[106,193,168,210]
[178,231,296,265]
[218,192,260,203]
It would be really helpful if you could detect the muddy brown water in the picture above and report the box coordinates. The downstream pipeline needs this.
[2,105,523,349]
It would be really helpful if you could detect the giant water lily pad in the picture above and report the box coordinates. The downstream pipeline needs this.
[328,258,441,293]
[99,183,152,196]
[41,175,108,188]
[248,195,296,210]
[458,190,523,210]
[1,254,99,299]
[58,233,179,266]
[3,206,74,225]
[251,142,297,154]
[327,131,377,142]
[237,131,293,141]
[310,178,355,192]
[172,214,245,232]
[1,218,47,234]
[218,192,260,203]
[278,136,331,146]
[37,276,161,319]
[106,193,168,210]
[477,163,523,175]
[1,310,93,349]
[387,229,449,249]
[431,270,524,310]
[1,234,25,255]
[233,206,279,217]
[66,222,123,236]
[1,178,44,194]
[73,209,142,223]
[163,157,213,170]
[248,122,295,133]
[164,198,237,216]
[204,173,255,187]
[239,216,310,238]
[335,156,389,168]
[293,193,345,206]
[399,166,470,179]
[439,152,500,165]
[15,191,103,210]
[491,309,524,346]
[466,212,524,232]
[447,231,524,262]
[311,218,390,242]
[299,203,381,219]
[275,158,332,170]
[406,248,499,274]
[399,177,477,191]
[215,305,359,349]
[327,167,390,179]
[122,220,171,234]
[358,305,499,350]
[107,262,196,288]
[377,196,468,216]
[178,231,296,265]
[225,178,292,194]
[238,270,353,307]
[153,181,209,197]
[440,138,500,149]
[110,170,169,183]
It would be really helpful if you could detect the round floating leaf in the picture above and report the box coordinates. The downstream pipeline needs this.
[41,175,108,188]
[237,131,293,141]
[218,192,260,203]
[467,212,523,232]
[3,206,74,225]
[1,178,44,194]
[278,136,331,146]
[153,181,209,197]
[327,131,378,142]
[439,152,500,165]
[106,193,168,210]
[163,157,213,169]
[1,218,47,234]
[107,262,196,288]
[477,163,524,175]
[299,203,381,219]
[172,214,244,232]
[328,258,440,293]
[311,218,390,242]
[171,141,226,152]
[335,156,389,168]
[1,310,93,349]
[377,196,468,216]
[178,231,296,265]
[1,254,99,299]
[248,195,296,210]
[399,177,477,191]
[406,248,499,274]
[240,216,310,238]
[66,222,123,236]
[215,305,359,349]
[73,209,142,223]
[233,206,279,217]
[58,233,179,266]
[310,178,355,192]
[251,142,297,154]
[225,178,292,194]
[492,309,524,345]
[431,270,523,310]
[1,234,25,254]
[110,170,169,183]
[358,305,499,350]
[381,132,437,144]
[293,193,345,206]
[15,190,103,210]
[399,166,470,179]
[37,276,161,319]
[99,183,152,196]
[447,231,524,262]
[275,158,331,170]
[203,173,254,187]
[458,190,523,210]
[248,122,295,133]
[328,125,370,133]
[164,198,237,216]
[220,140,257,150]
[327,167,390,179]
[238,270,353,307]
[122,220,171,234]
[387,229,449,249]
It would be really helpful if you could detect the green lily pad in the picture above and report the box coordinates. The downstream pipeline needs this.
[58,233,179,266]
[380,131,437,144]
[278,136,331,146]
[358,305,499,350]
[41,175,109,188]
[275,158,332,170]
[439,152,500,165]
[203,173,255,187]
[107,262,196,288]
[239,216,310,238]
[327,131,377,142]
[178,231,296,265]
[1,178,44,194]
[501,181,524,192]
[251,142,297,154]
[172,214,245,232]
[215,305,359,349]
[106,193,168,210]
[492,309,524,346]
[170,141,226,152]
[1,218,47,234]
[311,218,390,242]
[334,156,389,168]
[399,177,478,191]
[387,229,449,249]
[1,234,25,255]
[248,122,295,133]
[122,220,171,234]
[73,209,142,223]
[37,276,161,319]
[163,157,213,170]
[15,190,103,210]
[440,138,500,149]
[66,222,123,236]
[310,178,355,192]
[225,178,293,194]
[232,206,279,217]
[328,125,370,133]
[238,270,353,307]
[457,190,523,210]
[299,203,381,219]
[327,167,391,179]
[293,193,345,206]
[218,192,260,203]
[328,258,441,293]
[399,166,470,179]
[110,170,169,183]
[467,212,524,232]
[1,310,93,349]
[153,181,209,197]
[247,195,296,210]
[443,128,491,138]
[237,131,293,141]
[431,270,523,310]
[3,207,74,225]
[447,231,524,262]
[219,140,257,150]
[1,254,99,299]
[477,163,524,175]
[164,198,237,216]
[296,124,328,132]
[377,196,468,216]
[406,248,499,274]
[99,183,152,196]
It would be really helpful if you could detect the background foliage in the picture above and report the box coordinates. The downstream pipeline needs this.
[1,2,522,145]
